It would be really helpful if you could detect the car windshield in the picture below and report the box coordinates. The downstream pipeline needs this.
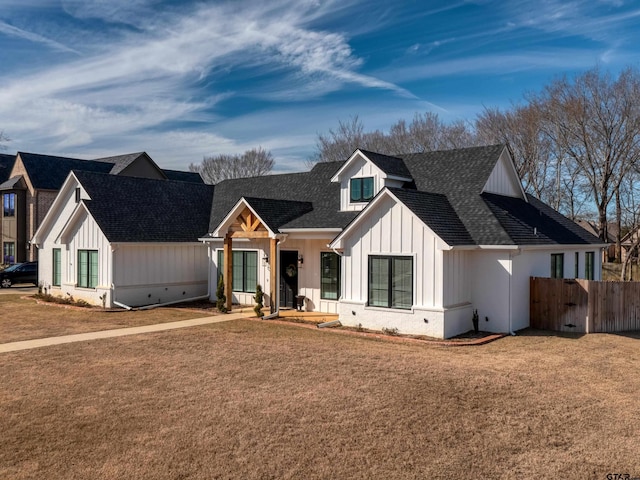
[3,263,22,272]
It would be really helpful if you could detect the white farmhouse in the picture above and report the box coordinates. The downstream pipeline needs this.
[202,144,605,338]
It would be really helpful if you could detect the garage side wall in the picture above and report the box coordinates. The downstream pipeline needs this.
[112,243,208,307]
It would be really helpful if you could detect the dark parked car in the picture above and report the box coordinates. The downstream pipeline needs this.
[0,262,38,288]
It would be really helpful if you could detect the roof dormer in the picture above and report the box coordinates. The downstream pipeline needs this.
[331,149,413,212]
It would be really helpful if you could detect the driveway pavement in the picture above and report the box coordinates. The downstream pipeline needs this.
[0,311,251,353]
[0,285,38,295]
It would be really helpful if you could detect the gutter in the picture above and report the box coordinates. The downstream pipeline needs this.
[113,294,210,311]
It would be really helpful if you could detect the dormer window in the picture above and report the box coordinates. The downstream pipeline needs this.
[350,177,374,203]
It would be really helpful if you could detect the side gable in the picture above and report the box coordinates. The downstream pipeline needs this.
[95,152,167,180]
[31,171,89,246]
[481,146,527,199]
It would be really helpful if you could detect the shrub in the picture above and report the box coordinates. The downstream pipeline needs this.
[216,276,227,313]
[253,284,264,317]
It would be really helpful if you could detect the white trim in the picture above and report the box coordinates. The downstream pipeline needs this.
[55,202,91,244]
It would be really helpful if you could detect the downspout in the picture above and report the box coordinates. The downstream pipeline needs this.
[508,249,521,336]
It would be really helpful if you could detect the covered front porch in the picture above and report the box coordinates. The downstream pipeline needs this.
[204,198,342,315]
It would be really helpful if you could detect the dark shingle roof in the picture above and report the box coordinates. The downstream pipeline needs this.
[388,188,474,246]
[208,143,601,247]
[243,197,313,232]
[208,161,358,232]
[401,144,514,245]
[0,153,15,184]
[483,193,602,245]
[19,152,113,190]
[163,169,204,184]
[74,170,214,243]
[358,150,412,179]
[94,152,147,174]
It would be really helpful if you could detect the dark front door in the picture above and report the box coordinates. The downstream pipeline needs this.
[280,250,298,308]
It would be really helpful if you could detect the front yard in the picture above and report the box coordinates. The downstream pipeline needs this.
[0,294,212,343]
[1,296,639,479]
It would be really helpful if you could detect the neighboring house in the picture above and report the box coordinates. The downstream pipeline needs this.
[32,171,213,307]
[0,151,202,264]
[0,153,16,264]
[202,144,605,338]
[575,220,618,262]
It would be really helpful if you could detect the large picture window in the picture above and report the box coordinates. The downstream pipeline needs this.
[217,250,257,293]
[77,250,98,288]
[3,193,15,217]
[585,252,595,280]
[320,252,341,300]
[53,248,61,286]
[350,177,374,202]
[368,256,413,309]
[3,242,15,264]
[550,253,564,279]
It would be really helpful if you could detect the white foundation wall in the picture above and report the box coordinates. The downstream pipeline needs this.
[112,243,208,308]
[208,238,339,313]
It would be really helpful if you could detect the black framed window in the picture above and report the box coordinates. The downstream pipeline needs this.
[320,252,341,300]
[217,250,257,293]
[550,253,564,279]
[3,193,15,217]
[574,252,579,278]
[53,248,61,286]
[585,252,595,280]
[78,250,98,288]
[350,177,374,202]
[368,255,413,309]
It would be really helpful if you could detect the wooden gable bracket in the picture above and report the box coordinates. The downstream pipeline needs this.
[231,207,269,238]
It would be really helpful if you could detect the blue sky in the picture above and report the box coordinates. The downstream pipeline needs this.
[1,0,639,172]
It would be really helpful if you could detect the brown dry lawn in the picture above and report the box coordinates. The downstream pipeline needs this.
[1,304,639,479]
[0,294,212,343]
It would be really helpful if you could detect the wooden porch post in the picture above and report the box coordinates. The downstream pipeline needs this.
[224,234,233,311]
[270,237,278,313]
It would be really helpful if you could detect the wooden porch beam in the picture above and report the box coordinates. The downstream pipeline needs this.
[224,234,233,311]
[230,231,269,239]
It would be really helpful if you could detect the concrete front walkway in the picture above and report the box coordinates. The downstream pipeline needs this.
[0,311,251,354]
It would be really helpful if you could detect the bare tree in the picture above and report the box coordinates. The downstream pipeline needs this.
[0,130,9,150]
[309,113,477,167]
[189,147,274,185]
[532,67,640,258]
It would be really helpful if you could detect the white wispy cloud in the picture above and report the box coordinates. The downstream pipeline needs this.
[0,0,414,167]
[0,20,80,54]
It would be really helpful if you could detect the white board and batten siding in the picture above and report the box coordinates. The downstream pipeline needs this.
[338,194,470,338]
[337,155,404,212]
[112,244,208,307]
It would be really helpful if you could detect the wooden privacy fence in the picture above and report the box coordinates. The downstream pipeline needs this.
[530,277,640,333]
